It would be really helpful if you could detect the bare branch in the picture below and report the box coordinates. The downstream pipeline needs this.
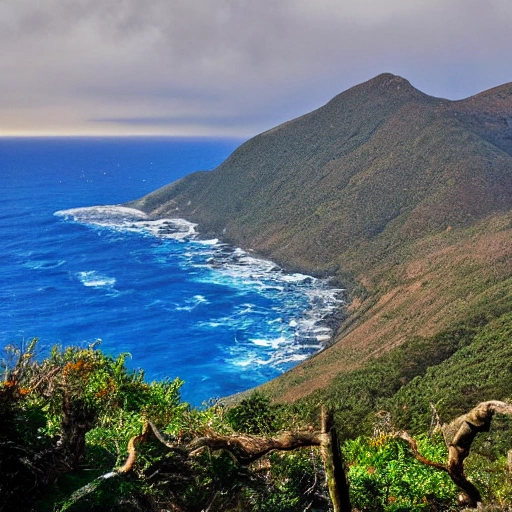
[187,431,323,465]
[429,402,442,436]
[145,420,322,463]
[117,421,150,473]
[397,401,512,508]
[146,420,188,456]
[441,400,512,506]
[395,431,448,472]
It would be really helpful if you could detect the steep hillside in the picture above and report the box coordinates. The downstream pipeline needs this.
[127,73,512,405]
[129,74,512,273]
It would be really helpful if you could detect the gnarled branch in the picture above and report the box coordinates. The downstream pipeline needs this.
[442,400,512,506]
[186,430,322,464]
[117,421,151,473]
[396,431,448,472]
[121,415,350,510]
[397,400,512,507]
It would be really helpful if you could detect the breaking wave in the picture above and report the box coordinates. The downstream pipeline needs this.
[55,204,345,400]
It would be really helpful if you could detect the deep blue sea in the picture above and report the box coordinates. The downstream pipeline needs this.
[0,137,343,405]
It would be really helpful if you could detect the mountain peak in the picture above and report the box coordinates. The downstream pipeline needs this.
[360,73,423,96]
[372,72,411,86]
[321,73,431,114]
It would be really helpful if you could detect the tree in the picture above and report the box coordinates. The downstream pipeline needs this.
[398,401,512,507]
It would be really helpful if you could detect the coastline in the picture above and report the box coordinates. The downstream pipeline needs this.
[58,203,348,380]
[134,207,350,352]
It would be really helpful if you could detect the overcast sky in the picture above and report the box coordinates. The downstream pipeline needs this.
[1,0,511,137]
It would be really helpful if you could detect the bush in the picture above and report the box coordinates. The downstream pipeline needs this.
[342,433,459,511]
[226,391,283,435]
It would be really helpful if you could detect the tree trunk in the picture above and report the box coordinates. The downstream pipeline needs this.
[319,408,351,512]
[58,394,96,469]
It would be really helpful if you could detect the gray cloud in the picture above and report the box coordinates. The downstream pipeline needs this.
[1,0,511,136]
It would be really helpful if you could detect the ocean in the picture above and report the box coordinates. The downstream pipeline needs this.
[0,137,343,405]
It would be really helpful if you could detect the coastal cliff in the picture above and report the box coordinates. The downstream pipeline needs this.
[127,73,512,406]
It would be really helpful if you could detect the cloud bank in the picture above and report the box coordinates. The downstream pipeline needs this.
[1,0,511,136]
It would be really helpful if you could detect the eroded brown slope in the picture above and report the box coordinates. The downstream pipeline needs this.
[261,212,512,401]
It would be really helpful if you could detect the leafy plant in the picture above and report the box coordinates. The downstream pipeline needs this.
[342,433,458,511]
[226,391,283,435]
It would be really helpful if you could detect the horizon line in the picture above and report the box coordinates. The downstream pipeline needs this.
[0,133,249,140]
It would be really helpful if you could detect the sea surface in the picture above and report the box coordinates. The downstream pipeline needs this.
[0,137,343,404]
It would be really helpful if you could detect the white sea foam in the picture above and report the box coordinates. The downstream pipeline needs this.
[233,359,254,368]
[24,259,66,270]
[175,294,210,312]
[251,336,286,348]
[280,273,311,282]
[56,205,148,224]
[77,270,116,288]
[57,203,345,375]
[55,205,197,240]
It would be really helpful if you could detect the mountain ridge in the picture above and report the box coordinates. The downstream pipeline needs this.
[128,73,512,273]
[127,73,512,403]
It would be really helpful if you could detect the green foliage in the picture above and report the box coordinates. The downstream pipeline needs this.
[296,319,479,438]
[0,340,186,510]
[244,450,327,511]
[466,452,512,508]
[343,433,458,511]
[56,472,150,512]
[293,307,512,443]
[382,312,512,435]
[1,341,330,511]
[3,339,512,511]
[226,391,284,435]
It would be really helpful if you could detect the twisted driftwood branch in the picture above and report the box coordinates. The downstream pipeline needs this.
[186,430,323,464]
[115,420,324,470]
[397,401,512,507]
[442,400,512,506]
[66,401,512,510]
[116,415,349,510]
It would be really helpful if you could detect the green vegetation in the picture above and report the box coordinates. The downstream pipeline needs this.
[0,341,328,511]
[290,308,512,438]
[2,340,511,510]
[343,434,458,511]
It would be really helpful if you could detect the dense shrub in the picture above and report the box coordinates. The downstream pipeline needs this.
[342,433,459,511]
[2,339,511,511]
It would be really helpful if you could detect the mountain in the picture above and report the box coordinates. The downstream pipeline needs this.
[129,73,512,273]
[127,74,512,419]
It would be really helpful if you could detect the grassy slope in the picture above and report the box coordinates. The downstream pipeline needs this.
[127,74,512,423]
[261,212,512,403]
